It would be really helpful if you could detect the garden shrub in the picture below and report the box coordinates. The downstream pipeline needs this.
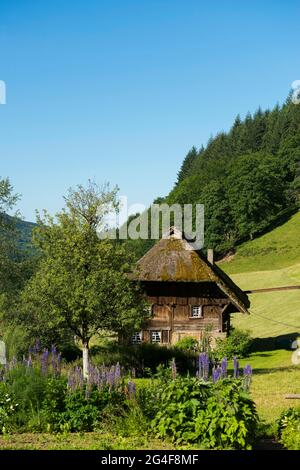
[5,365,47,429]
[2,324,31,361]
[215,328,253,359]
[141,375,258,449]
[40,376,68,430]
[91,342,195,376]
[277,408,300,450]
[175,336,199,352]
[61,386,126,432]
[0,382,19,433]
[192,380,258,449]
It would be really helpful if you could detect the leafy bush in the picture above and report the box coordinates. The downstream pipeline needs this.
[215,328,253,359]
[40,376,68,430]
[60,386,126,432]
[2,324,31,361]
[5,365,48,428]
[175,336,198,352]
[0,383,19,433]
[91,342,195,376]
[2,363,68,431]
[277,408,300,450]
[192,380,258,449]
[140,375,258,449]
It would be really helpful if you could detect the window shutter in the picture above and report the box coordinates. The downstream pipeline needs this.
[162,330,169,344]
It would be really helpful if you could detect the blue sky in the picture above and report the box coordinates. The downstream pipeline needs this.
[0,0,299,222]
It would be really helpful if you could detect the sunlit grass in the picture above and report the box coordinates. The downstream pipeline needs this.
[219,211,300,274]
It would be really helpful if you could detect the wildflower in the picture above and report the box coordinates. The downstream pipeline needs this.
[243,364,252,376]
[221,357,227,378]
[41,349,49,375]
[107,367,115,387]
[233,356,239,378]
[212,366,222,383]
[243,363,253,391]
[198,352,210,380]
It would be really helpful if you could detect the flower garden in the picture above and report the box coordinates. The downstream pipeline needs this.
[0,342,261,450]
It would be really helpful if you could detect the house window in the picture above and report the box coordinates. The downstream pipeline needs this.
[190,306,203,318]
[132,332,142,344]
[151,331,161,343]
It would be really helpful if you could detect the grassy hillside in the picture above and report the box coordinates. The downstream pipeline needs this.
[230,263,300,340]
[219,210,300,274]
[218,211,300,340]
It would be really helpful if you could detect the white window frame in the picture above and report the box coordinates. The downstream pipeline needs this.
[132,331,142,344]
[190,305,203,318]
[151,330,161,343]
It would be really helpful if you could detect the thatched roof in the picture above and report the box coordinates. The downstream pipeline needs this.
[132,227,250,314]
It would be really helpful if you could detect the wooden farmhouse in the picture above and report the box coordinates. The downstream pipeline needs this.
[131,227,250,346]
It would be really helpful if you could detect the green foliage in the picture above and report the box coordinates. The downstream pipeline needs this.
[2,324,30,361]
[19,181,146,372]
[42,384,127,433]
[277,408,300,450]
[149,376,258,449]
[215,328,253,359]
[90,342,195,376]
[40,377,67,430]
[1,361,128,433]
[4,365,49,429]
[176,147,199,184]
[61,389,104,432]
[175,336,198,352]
[110,402,150,438]
[0,383,19,433]
[0,178,32,313]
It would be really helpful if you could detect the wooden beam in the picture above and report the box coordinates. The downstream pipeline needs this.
[244,285,300,294]
[285,394,300,400]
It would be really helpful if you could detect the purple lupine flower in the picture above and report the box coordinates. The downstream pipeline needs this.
[243,364,252,391]
[94,367,101,388]
[221,357,228,378]
[243,364,252,376]
[127,381,136,398]
[171,358,177,380]
[41,349,49,375]
[75,366,84,389]
[107,367,115,387]
[115,362,121,382]
[51,345,57,374]
[212,366,222,383]
[199,352,210,380]
[196,353,203,379]
[233,356,239,378]
[67,366,83,391]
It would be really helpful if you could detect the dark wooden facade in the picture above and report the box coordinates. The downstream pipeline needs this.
[131,228,250,346]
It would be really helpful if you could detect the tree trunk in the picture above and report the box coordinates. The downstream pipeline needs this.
[82,341,89,379]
